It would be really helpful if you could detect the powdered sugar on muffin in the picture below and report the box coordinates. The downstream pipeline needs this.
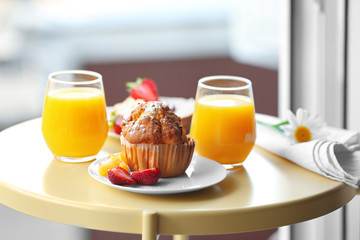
[121,102,187,145]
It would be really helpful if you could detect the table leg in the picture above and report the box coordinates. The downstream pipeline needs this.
[142,210,158,240]
[173,235,189,240]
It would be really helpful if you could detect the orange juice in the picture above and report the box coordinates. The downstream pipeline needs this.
[190,94,256,164]
[42,87,108,158]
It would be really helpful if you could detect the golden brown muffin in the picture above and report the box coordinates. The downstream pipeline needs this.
[121,102,187,145]
[120,101,195,177]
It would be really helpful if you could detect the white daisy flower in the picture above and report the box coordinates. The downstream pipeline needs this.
[282,108,328,143]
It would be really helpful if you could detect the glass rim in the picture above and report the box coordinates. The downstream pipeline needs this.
[198,75,252,91]
[48,70,102,85]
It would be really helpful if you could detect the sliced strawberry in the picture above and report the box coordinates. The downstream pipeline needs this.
[113,115,123,134]
[107,167,136,185]
[126,77,158,102]
[130,167,161,185]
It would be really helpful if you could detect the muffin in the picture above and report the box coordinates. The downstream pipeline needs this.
[109,96,194,134]
[120,101,195,177]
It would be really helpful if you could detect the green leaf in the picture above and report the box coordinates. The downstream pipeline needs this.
[125,77,144,92]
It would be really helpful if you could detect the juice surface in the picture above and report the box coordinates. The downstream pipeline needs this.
[42,87,108,157]
[190,94,256,164]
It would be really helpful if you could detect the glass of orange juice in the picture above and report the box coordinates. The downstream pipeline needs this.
[42,70,108,163]
[190,76,256,169]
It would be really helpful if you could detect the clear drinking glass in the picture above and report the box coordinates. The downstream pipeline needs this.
[42,70,108,163]
[190,76,256,170]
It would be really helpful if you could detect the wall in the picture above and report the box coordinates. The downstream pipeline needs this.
[86,57,278,116]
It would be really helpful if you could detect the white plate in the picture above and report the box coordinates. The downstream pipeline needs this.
[88,154,227,195]
[107,130,119,139]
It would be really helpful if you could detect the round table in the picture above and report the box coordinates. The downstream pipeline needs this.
[0,118,357,240]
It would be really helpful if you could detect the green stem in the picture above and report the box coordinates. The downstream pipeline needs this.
[256,120,288,135]
[274,121,289,128]
[256,120,274,128]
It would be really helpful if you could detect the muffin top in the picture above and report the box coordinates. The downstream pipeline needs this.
[121,101,187,145]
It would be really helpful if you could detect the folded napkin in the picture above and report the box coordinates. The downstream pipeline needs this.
[256,114,360,188]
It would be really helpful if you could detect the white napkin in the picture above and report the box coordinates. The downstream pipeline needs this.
[256,114,360,188]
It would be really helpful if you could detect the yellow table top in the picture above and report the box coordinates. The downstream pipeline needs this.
[0,118,357,236]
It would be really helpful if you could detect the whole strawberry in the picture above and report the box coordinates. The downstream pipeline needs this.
[130,167,161,185]
[107,167,136,185]
[126,78,158,102]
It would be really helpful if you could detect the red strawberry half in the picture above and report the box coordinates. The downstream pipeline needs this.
[130,167,161,185]
[107,167,136,185]
[113,115,123,134]
[126,78,158,102]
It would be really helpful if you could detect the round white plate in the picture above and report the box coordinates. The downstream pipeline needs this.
[107,130,118,138]
[88,154,227,195]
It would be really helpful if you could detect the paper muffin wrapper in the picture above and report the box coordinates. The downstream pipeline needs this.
[120,135,195,178]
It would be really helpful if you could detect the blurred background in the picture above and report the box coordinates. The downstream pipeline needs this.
[0,0,280,239]
[0,0,279,131]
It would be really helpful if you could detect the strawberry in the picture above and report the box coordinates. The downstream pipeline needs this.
[113,115,123,134]
[126,78,158,102]
[130,167,161,185]
[107,167,136,185]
